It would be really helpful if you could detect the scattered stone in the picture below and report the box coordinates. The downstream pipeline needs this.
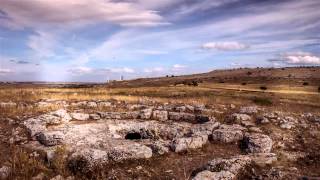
[249,127,263,133]
[87,102,97,108]
[244,133,273,153]
[71,113,90,121]
[149,141,170,155]
[250,153,277,166]
[98,101,112,107]
[32,172,45,180]
[211,124,246,143]
[24,118,47,137]
[152,110,168,121]
[36,131,64,146]
[240,106,258,114]
[89,114,101,120]
[193,155,251,180]
[140,108,153,119]
[171,135,208,152]
[50,175,64,180]
[228,113,251,124]
[0,166,11,180]
[256,116,270,124]
[168,112,195,122]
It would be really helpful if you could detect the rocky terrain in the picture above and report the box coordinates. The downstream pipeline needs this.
[1,97,319,179]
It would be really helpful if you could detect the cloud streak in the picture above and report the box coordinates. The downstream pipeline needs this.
[202,42,249,51]
[0,0,168,29]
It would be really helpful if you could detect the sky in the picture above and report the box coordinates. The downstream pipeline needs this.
[0,0,319,82]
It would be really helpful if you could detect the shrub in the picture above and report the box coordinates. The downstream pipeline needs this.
[318,86,320,93]
[247,71,252,76]
[252,97,273,106]
[303,82,309,86]
[192,81,198,86]
[219,80,225,83]
[260,86,267,90]
[241,82,247,85]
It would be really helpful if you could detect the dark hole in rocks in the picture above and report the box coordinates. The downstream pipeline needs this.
[196,115,210,124]
[125,132,142,140]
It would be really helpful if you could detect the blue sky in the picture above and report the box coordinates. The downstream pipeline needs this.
[0,0,319,82]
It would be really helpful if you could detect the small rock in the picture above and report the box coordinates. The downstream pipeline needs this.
[171,135,208,152]
[244,133,273,153]
[211,124,246,143]
[140,108,153,119]
[152,110,168,121]
[250,153,277,166]
[87,102,97,108]
[89,114,101,120]
[168,112,195,122]
[32,172,45,180]
[36,131,64,146]
[0,166,11,180]
[240,106,258,114]
[193,155,251,180]
[71,113,90,121]
[50,175,64,180]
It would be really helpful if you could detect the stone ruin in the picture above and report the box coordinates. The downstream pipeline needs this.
[15,99,318,179]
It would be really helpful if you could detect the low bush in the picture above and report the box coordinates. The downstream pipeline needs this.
[260,86,267,90]
[241,82,247,85]
[252,97,273,106]
[303,82,309,86]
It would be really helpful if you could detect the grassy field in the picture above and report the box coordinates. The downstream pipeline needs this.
[0,68,320,179]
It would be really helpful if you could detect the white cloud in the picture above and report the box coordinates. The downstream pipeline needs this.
[270,52,320,65]
[173,64,185,68]
[202,42,249,51]
[172,64,187,72]
[27,31,57,58]
[68,66,92,75]
[283,52,320,65]
[110,67,135,73]
[0,68,13,74]
[0,0,168,29]
[144,67,164,73]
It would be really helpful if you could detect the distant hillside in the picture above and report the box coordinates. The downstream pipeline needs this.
[107,67,320,88]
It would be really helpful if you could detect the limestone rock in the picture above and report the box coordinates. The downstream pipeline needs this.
[171,135,208,152]
[193,155,251,180]
[71,113,90,121]
[244,133,273,153]
[168,112,195,122]
[98,101,112,107]
[140,108,153,119]
[109,143,153,162]
[24,118,47,137]
[36,131,64,146]
[229,113,251,123]
[87,102,98,108]
[211,124,246,143]
[240,106,258,114]
[152,110,168,121]
[0,166,11,180]
[149,141,170,155]
[250,153,277,166]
